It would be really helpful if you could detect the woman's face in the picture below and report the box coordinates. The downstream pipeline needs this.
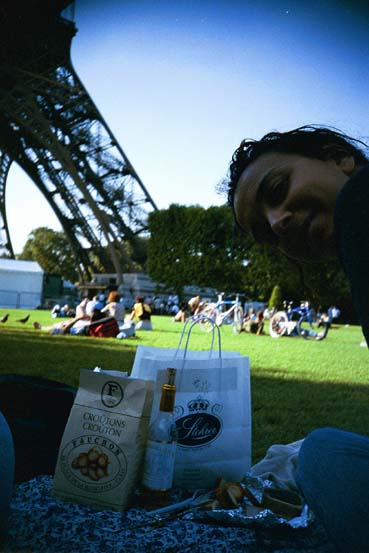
[233,152,354,262]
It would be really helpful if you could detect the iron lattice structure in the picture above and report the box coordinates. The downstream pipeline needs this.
[0,1,157,282]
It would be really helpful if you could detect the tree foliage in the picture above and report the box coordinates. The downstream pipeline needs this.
[147,204,353,315]
[18,227,149,283]
[268,285,282,310]
[238,235,351,311]
[147,204,248,294]
[18,227,79,282]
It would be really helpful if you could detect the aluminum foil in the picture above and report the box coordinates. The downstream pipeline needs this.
[185,473,314,530]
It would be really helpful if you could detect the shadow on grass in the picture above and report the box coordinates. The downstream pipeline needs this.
[0,329,140,388]
[1,328,369,465]
[252,374,369,462]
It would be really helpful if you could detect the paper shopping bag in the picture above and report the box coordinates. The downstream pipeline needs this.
[52,369,154,511]
[131,341,251,490]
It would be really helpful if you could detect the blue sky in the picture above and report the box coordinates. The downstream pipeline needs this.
[6,0,369,252]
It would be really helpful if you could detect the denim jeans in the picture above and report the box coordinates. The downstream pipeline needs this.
[296,427,369,553]
[0,411,14,541]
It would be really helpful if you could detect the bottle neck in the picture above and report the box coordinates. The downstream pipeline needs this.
[159,384,176,413]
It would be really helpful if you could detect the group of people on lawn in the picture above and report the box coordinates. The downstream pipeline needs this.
[34,292,152,336]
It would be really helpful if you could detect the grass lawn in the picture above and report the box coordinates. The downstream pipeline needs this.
[1,308,368,463]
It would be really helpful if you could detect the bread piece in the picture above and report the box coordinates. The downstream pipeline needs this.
[214,478,245,509]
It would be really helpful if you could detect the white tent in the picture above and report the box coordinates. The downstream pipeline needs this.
[0,259,44,309]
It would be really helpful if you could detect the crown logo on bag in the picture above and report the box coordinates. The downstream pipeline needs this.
[188,398,209,412]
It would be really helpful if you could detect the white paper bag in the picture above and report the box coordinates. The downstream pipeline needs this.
[131,321,251,490]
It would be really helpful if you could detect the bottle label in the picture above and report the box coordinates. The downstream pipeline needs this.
[142,440,176,490]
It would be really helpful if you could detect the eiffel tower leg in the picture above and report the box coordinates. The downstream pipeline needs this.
[0,5,157,284]
[0,151,15,258]
[0,134,94,281]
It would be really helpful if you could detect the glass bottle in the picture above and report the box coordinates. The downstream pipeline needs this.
[142,368,177,491]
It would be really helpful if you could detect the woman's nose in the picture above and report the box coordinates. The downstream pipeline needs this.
[267,210,293,237]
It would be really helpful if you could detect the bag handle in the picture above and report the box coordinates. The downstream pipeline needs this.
[175,315,222,370]
[176,315,219,355]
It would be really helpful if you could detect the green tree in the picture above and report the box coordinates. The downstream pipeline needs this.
[147,204,249,294]
[147,204,353,313]
[268,285,282,310]
[122,236,148,271]
[299,260,352,316]
[18,227,78,282]
[234,235,302,302]
[147,205,199,293]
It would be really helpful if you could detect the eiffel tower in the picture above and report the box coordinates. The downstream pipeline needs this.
[0,0,157,283]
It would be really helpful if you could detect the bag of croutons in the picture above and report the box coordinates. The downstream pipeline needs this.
[52,369,154,511]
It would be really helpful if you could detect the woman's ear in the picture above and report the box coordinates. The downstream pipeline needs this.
[338,155,356,176]
[323,145,357,175]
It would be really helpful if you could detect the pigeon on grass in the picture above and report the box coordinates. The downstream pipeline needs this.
[16,314,30,323]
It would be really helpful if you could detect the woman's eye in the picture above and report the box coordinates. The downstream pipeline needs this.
[264,179,289,207]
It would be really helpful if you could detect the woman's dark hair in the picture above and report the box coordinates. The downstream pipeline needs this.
[136,295,144,303]
[227,125,369,208]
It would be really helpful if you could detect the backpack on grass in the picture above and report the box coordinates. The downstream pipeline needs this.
[88,316,120,338]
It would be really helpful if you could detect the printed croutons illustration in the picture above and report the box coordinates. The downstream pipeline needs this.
[71,447,109,481]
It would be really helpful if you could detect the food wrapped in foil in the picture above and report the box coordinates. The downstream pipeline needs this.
[185,473,314,530]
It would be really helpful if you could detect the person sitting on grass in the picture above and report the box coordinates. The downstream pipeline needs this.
[129,295,152,330]
[33,309,106,335]
[75,297,89,318]
[226,124,369,553]
[243,310,264,335]
[51,303,75,318]
[317,311,330,328]
[101,290,125,325]
[173,301,187,323]
[188,295,201,315]
[242,306,256,327]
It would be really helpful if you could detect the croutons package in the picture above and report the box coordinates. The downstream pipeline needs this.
[52,369,154,511]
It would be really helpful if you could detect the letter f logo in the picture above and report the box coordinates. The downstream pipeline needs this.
[101,381,124,407]
[107,383,119,396]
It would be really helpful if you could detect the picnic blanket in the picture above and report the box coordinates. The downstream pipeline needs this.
[5,475,335,553]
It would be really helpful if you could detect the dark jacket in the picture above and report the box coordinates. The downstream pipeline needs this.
[334,164,369,345]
